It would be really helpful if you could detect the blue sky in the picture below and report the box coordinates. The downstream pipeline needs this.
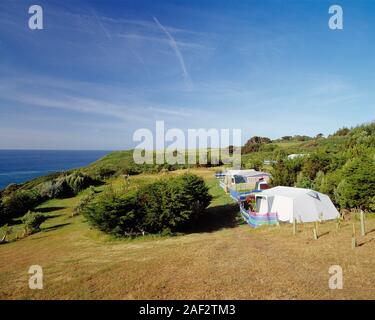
[0,0,374,149]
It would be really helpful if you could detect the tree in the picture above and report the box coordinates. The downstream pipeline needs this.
[302,152,330,180]
[334,180,351,209]
[281,136,292,141]
[334,156,375,210]
[83,187,140,235]
[319,170,342,200]
[295,172,314,189]
[270,158,302,187]
[333,127,350,136]
[228,145,234,155]
[369,196,375,212]
[253,159,264,171]
[293,135,312,141]
[83,173,212,236]
[313,171,325,191]
[242,136,271,154]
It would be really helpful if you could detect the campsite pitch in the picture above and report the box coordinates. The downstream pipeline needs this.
[0,168,375,300]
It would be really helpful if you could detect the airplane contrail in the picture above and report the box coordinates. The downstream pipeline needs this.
[153,16,192,89]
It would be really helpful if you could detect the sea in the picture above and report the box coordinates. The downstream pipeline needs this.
[0,150,111,190]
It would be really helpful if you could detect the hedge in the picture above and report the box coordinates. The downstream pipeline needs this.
[83,173,212,236]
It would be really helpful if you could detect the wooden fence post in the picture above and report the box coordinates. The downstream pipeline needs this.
[313,227,318,240]
[360,210,366,236]
[352,223,357,249]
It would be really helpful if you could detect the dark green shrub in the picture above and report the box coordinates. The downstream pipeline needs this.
[1,189,41,224]
[38,172,100,199]
[83,173,212,236]
[122,165,142,175]
[38,178,74,199]
[295,172,314,189]
[72,187,96,217]
[65,172,100,194]
[242,136,271,154]
[136,174,212,233]
[96,167,116,179]
[21,211,47,235]
[0,224,12,243]
[2,184,21,196]
[334,156,375,210]
[301,152,331,180]
[0,200,6,226]
[83,188,141,235]
[270,158,303,187]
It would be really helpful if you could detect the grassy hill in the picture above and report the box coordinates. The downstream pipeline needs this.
[1,167,375,299]
[0,122,374,299]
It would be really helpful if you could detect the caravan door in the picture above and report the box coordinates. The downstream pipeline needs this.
[255,196,269,214]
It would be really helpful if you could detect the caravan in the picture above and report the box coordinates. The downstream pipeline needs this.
[218,169,271,201]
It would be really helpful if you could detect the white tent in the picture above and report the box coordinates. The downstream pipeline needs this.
[255,186,339,223]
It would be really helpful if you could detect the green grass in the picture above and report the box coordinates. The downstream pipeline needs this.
[1,167,235,244]
[2,167,375,300]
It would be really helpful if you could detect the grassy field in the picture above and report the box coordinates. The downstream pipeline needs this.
[1,167,375,299]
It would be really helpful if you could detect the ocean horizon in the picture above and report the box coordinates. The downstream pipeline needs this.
[0,150,112,190]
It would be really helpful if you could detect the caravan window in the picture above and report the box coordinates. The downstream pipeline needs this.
[233,175,246,184]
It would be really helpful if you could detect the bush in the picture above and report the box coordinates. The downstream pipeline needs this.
[2,184,21,196]
[333,156,375,210]
[369,196,375,212]
[38,179,74,199]
[270,158,303,187]
[301,152,330,180]
[38,172,100,199]
[65,172,99,194]
[138,173,212,233]
[0,224,12,243]
[319,170,342,200]
[21,211,47,235]
[242,136,271,154]
[83,188,140,235]
[333,127,350,136]
[83,173,212,236]
[72,187,96,217]
[96,167,117,179]
[1,189,41,225]
[295,172,314,189]
[0,200,5,226]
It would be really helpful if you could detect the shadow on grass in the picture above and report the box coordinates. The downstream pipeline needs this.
[359,238,375,247]
[7,219,23,226]
[43,213,64,220]
[42,223,71,233]
[37,206,67,213]
[318,231,330,238]
[187,203,243,234]
[365,228,375,235]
